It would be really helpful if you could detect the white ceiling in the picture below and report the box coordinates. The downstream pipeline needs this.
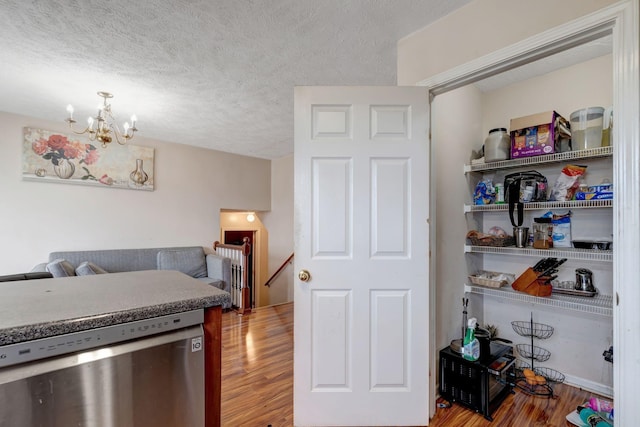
[0,0,471,159]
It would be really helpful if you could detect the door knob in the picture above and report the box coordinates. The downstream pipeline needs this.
[298,269,311,282]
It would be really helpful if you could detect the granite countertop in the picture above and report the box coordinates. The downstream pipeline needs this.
[0,270,231,346]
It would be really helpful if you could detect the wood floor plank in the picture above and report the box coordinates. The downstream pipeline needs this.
[220,302,599,426]
[221,303,294,427]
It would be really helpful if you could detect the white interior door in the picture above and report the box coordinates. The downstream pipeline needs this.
[293,86,430,426]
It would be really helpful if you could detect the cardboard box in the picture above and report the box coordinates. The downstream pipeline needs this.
[575,183,614,200]
[510,111,570,159]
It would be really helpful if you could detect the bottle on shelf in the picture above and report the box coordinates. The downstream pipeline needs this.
[462,318,480,361]
[484,128,511,162]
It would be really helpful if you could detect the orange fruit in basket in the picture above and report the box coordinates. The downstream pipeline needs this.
[526,376,538,386]
[535,375,547,385]
[523,368,535,378]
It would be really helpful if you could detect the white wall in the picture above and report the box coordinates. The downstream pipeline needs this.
[482,55,613,136]
[397,0,617,85]
[431,84,483,348]
[0,111,271,274]
[262,155,294,305]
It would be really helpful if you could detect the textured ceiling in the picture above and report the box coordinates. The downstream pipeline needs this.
[0,0,471,159]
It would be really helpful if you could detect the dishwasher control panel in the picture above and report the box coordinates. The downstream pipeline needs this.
[0,309,204,368]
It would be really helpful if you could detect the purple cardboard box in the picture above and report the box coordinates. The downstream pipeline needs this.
[510,111,570,159]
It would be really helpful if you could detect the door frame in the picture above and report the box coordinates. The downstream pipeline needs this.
[418,2,638,423]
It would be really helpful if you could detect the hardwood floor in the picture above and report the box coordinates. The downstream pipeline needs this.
[220,302,597,426]
[430,383,592,427]
[221,302,294,426]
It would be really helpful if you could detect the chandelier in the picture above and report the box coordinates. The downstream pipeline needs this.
[65,91,138,147]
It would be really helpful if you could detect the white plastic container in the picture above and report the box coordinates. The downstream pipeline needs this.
[484,128,510,162]
[570,107,604,150]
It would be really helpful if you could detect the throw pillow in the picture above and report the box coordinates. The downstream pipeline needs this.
[75,261,108,276]
[157,248,207,278]
[46,259,76,278]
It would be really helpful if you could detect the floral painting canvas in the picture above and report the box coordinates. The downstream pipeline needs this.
[22,127,154,191]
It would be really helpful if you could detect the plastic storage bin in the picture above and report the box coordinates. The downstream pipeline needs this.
[570,107,604,150]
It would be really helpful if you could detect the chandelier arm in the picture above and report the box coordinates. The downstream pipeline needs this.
[65,119,97,141]
[106,115,134,145]
[65,92,137,147]
[111,125,128,145]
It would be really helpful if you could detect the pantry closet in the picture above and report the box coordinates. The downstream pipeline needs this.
[400,1,639,423]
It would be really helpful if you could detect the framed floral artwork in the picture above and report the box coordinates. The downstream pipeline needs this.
[22,127,154,191]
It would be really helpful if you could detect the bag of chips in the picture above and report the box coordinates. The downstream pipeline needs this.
[550,165,587,201]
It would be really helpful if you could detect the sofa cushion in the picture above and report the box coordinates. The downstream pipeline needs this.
[31,262,47,273]
[49,247,206,273]
[46,259,76,278]
[157,248,207,278]
[76,261,108,276]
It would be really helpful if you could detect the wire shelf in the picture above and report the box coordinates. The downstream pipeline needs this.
[464,199,612,213]
[511,321,554,339]
[515,379,555,397]
[464,285,613,317]
[516,344,551,362]
[534,367,565,384]
[464,146,613,173]
[464,245,613,262]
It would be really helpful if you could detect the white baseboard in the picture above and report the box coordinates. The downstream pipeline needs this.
[562,374,613,399]
[437,376,612,402]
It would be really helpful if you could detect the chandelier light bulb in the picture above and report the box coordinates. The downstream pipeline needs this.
[123,122,130,132]
[87,116,94,127]
[66,104,74,119]
[131,115,137,126]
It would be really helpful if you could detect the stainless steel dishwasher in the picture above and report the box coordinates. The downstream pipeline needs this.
[0,309,205,427]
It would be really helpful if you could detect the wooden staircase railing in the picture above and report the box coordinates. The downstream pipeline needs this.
[264,253,294,287]
[213,237,251,315]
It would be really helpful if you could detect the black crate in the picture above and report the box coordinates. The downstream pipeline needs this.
[439,344,514,421]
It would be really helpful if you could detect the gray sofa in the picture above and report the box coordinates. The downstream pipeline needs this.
[32,246,232,309]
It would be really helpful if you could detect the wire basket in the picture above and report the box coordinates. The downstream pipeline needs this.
[516,344,551,362]
[534,367,565,384]
[514,358,531,372]
[466,234,515,247]
[511,321,554,339]
[468,271,515,288]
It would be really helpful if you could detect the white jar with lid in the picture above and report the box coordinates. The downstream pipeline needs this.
[484,128,510,162]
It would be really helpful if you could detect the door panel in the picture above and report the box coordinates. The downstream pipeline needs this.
[312,158,352,258]
[312,105,353,138]
[371,158,410,257]
[294,86,429,426]
[370,105,411,139]
[311,290,351,390]
[370,290,409,389]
